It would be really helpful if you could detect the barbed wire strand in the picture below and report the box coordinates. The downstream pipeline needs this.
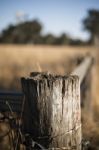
[29,137,82,150]
[5,100,14,118]
[15,95,26,150]
[37,124,81,140]
[5,100,17,149]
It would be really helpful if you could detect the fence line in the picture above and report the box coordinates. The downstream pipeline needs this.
[71,56,93,83]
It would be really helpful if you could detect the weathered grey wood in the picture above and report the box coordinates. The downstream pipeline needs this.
[71,56,93,83]
[21,73,81,150]
[80,67,92,111]
[71,55,94,113]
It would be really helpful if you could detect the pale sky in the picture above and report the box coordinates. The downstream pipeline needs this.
[0,0,99,40]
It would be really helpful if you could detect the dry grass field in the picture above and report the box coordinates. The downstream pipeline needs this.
[0,44,99,149]
[0,45,92,90]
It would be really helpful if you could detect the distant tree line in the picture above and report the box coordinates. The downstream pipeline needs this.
[0,19,85,45]
[0,9,99,45]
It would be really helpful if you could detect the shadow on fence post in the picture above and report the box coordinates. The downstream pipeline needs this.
[21,72,81,150]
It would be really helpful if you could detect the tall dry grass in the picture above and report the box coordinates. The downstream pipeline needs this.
[0,45,90,90]
[0,44,99,149]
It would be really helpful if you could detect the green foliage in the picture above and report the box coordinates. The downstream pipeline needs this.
[83,9,99,34]
[55,33,70,45]
[1,20,42,44]
[83,9,99,44]
[69,39,86,46]
[0,19,85,45]
[42,34,56,45]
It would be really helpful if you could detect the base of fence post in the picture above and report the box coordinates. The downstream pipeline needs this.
[21,73,81,149]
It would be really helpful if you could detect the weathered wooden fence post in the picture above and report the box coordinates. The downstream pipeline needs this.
[80,66,93,113]
[71,56,94,114]
[21,72,81,150]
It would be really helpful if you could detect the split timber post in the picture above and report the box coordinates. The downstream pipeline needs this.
[21,73,81,150]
